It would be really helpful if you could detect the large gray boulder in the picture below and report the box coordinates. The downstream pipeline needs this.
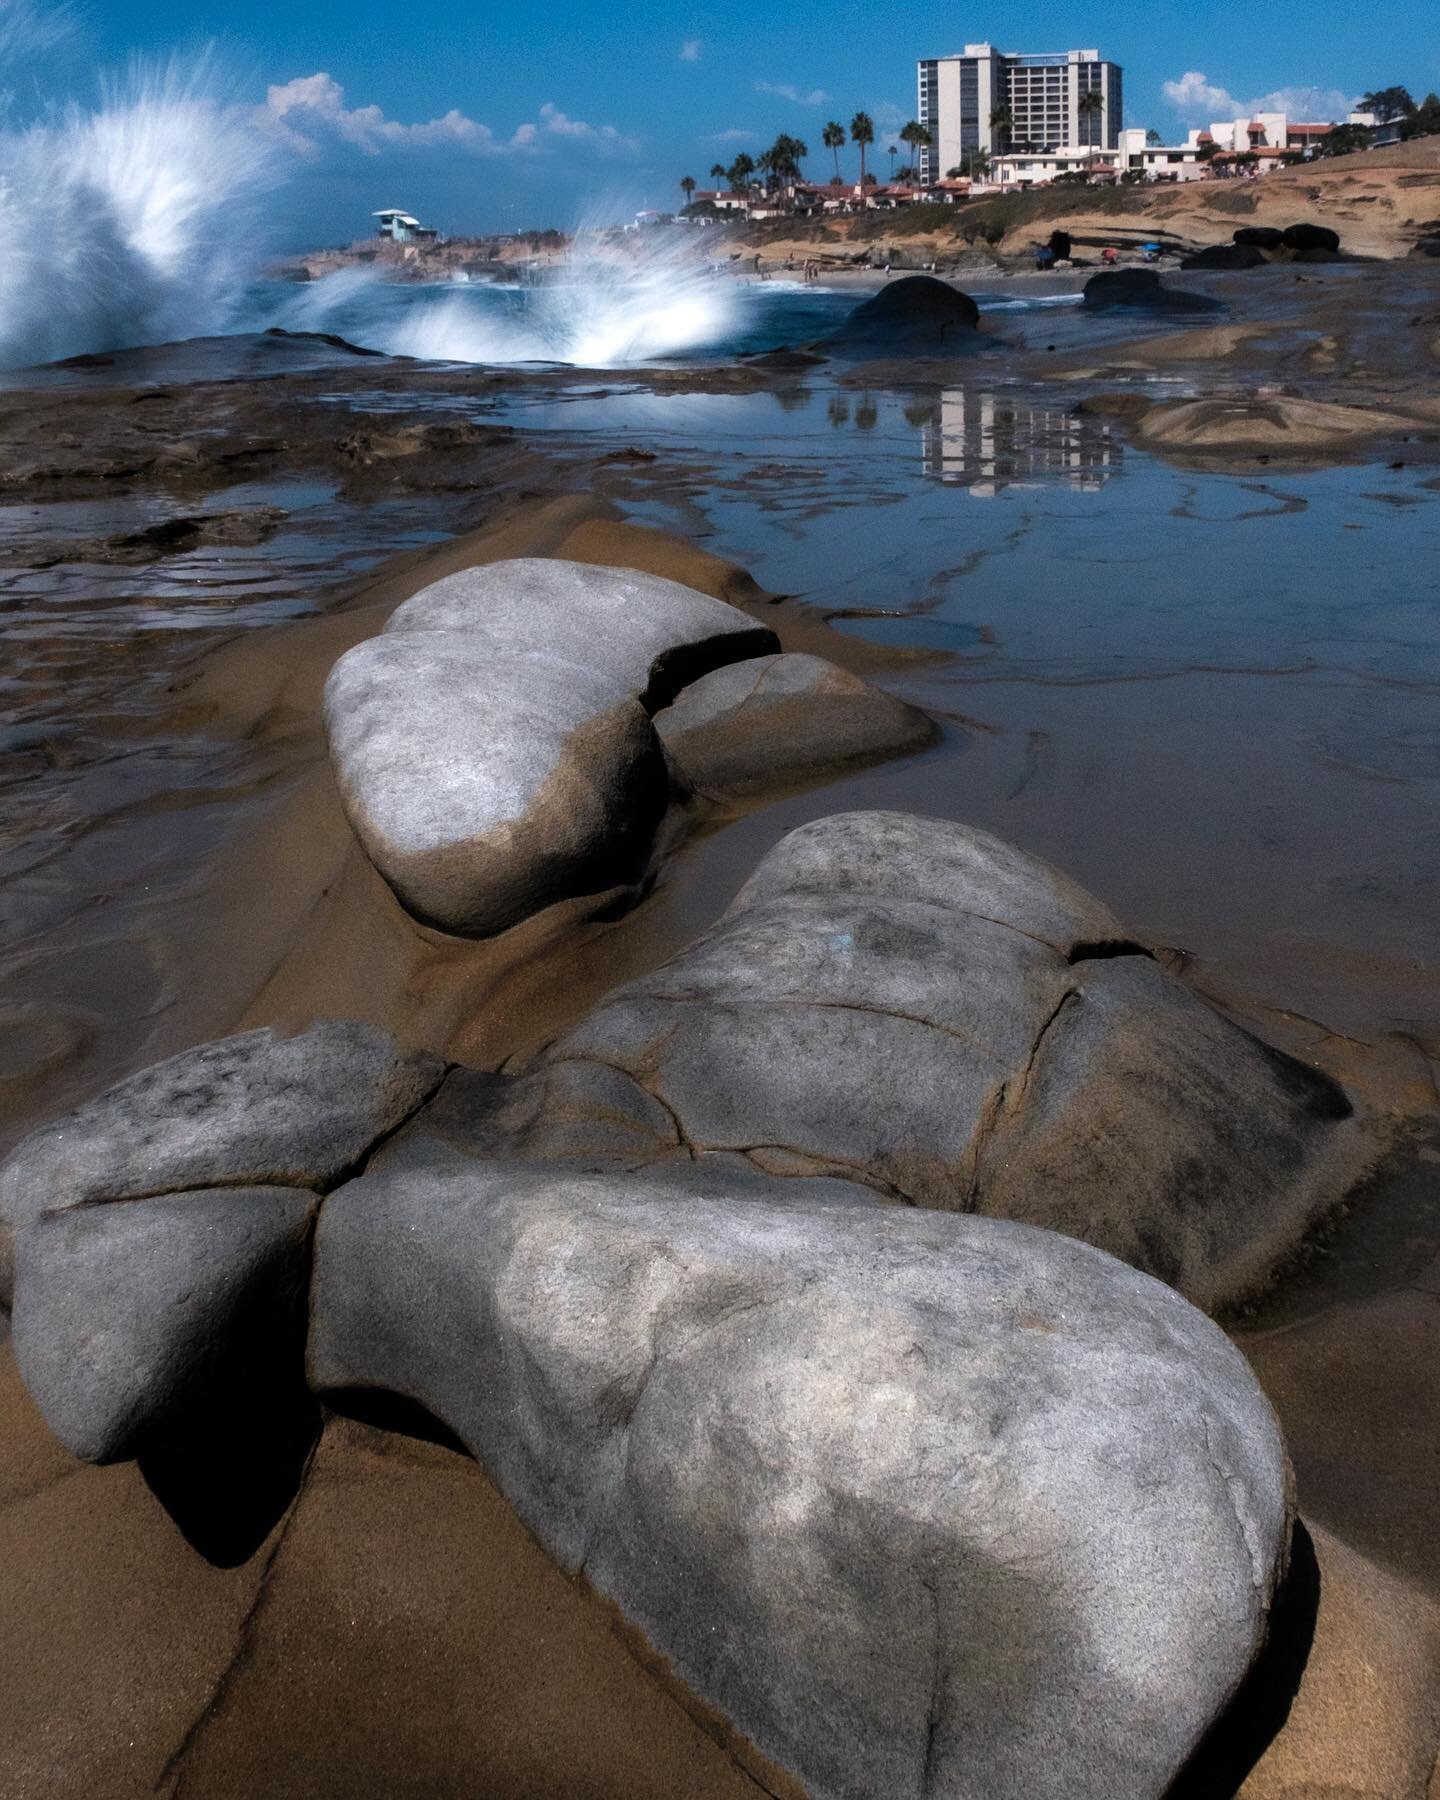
[655,652,936,795]
[0,1021,443,1303]
[536,812,1357,1310]
[12,1185,316,1462]
[307,1155,1293,1800]
[324,559,777,935]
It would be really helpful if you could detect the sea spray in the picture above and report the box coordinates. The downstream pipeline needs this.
[278,227,743,366]
[0,60,279,367]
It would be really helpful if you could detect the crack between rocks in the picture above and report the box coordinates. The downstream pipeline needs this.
[1009,988,1079,1116]
[152,1438,318,1797]
[49,1064,454,1225]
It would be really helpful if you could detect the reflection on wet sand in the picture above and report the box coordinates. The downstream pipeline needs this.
[916,387,1122,496]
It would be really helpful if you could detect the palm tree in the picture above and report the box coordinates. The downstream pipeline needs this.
[988,105,1013,152]
[680,175,696,210]
[1077,88,1104,146]
[709,162,726,182]
[900,120,932,184]
[1145,128,1161,146]
[726,152,755,193]
[822,120,845,182]
[768,133,808,187]
[887,142,898,177]
[850,111,874,193]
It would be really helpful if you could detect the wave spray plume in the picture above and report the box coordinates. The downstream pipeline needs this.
[0,58,278,368]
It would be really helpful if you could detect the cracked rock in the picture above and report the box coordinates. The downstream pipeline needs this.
[536,811,1357,1308]
[654,652,936,795]
[0,1020,444,1304]
[324,558,777,935]
[307,1154,1292,1800]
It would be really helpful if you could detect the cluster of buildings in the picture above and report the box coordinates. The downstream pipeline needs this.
[678,43,1382,223]
[913,42,1375,191]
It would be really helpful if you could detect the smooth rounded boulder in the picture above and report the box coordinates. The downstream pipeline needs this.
[654,652,936,794]
[308,1155,1294,1800]
[1235,226,1286,250]
[538,811,1360,1310]
[324,559,778,936]
[816,276,984,358]
[1283,222,1341,253]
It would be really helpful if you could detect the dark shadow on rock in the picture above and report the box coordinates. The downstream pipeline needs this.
[321,1384,473,1456]
[140,1373,320,1568]
[1165,1517,1321,1799]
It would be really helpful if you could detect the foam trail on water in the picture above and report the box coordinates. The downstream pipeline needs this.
[0,60,277,368]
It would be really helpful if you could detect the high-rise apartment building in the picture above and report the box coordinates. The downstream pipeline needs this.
[916,45,1122,180]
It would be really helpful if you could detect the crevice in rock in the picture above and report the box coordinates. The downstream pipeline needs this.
[1065,938,1155,965]
[49,1060,453,1221]
[641,627,780,714]
[919,1575,947,1800]
[323,1058,457,1188]
[1010,988,1079,1116]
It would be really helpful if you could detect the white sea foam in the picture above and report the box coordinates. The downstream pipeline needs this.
[278,235,742,367]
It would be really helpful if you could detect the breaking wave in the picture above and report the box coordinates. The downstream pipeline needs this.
[267,243,743,367]
[0,61,280,368]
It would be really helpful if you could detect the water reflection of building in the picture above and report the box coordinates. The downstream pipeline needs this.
[918,388,1121,497]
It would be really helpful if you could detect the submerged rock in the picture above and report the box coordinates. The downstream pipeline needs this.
[1081,268,1224,311]
[324,559,777,936]
[0,1020,443,1301]
[1133,394,1421,457]
[817,275,984,357]
[654,651,936,794]
[309,1155,1293,1800]
[539,811,1357,1310]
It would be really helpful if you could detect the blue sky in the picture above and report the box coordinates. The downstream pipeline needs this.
[41,0,1440,241]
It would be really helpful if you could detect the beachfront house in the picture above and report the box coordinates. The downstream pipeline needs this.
[373,209,437,244]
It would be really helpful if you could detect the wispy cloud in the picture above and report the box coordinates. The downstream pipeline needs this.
[705,127,757,144]
[754,80,829,107]
[0,0,76,62]
[679,38,701,62]
[261,76,640,160]
[1161,69,1353,124]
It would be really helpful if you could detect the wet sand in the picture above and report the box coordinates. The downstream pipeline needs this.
[2,264,1439,1796]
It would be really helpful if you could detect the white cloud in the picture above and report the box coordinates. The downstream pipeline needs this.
[679,38,701,62]
[263,74,498,155]
[755,80,829,107]
[531,101,640,154]
[705,127,757,144]
[1161,69,1353,124]
[259,76,639,162]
